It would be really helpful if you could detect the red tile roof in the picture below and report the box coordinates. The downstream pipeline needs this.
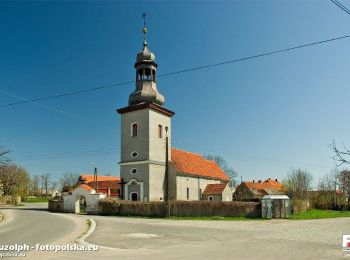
[78,184,93,191]
[203,183,228,195]
[79,174,120,183]
[263,178,284,190]
[171,148,229,181]
[89,181,120,190]
[244,179,284,191]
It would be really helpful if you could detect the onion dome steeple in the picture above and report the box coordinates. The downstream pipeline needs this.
[129,13,165,106]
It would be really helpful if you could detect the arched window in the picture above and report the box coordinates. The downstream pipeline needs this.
[158,124,163,138]
[145,68,151,80]
[131,123,138,137]
[137,69,142,80]
[152,69,156,82]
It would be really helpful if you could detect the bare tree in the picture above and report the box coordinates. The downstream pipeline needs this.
[30,175,40,196]
[59,172,79,192]
[0,146,11,165]
[205,155,238,187]
[284,168,313,199]
[339,169,350,210]
[317,169,339,209]
[40,174,51,197]
[330,140,350,166]
[0,165,30,196]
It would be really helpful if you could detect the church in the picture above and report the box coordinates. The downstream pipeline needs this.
[116,21,231,202]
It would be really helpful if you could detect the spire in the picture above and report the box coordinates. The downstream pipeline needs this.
[142,13,147,47]
[128,13,165,107]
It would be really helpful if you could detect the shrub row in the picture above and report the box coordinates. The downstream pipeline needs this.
[291,199,309,214]
[98,199,261,218]
[0,195,21,205]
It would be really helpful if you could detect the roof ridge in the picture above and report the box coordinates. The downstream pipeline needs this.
[171,147,203,156]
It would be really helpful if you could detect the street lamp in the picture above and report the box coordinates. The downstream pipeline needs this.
[164,126,170,217]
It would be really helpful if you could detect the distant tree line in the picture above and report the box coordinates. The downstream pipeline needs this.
[0,145,79,199]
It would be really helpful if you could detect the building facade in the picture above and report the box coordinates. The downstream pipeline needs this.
[117,22,229,202]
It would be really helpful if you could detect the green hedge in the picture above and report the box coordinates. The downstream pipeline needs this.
[99,199,261,218]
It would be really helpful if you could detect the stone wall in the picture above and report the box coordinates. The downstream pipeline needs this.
[48,199,64,212]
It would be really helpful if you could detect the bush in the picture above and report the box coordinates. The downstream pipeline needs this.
[308,191,346,210]
[292,199,309,214]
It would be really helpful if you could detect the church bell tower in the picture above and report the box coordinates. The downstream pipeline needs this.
[117,14,175,201]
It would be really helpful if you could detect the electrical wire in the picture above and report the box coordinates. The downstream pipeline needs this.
[330,0,350,16]
[1,34,350,108]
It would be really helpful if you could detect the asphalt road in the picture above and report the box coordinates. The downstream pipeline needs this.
[0,204,349,259]
[0,203,76,246]
[84,215,350,260]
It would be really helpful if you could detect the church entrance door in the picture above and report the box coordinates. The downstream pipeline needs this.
[131,192,138,201]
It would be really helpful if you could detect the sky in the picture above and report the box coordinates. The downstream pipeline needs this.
[0,0,350,186]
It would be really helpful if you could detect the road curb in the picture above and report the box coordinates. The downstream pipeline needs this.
[76,218,119,251]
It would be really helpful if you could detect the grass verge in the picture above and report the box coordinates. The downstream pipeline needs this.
[291,209,350,220]
[23,197,49,203]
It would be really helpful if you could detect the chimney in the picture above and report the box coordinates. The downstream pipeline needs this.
[275,179,278,182]
[253,180,255,183]
[268,178,271,180]
[258,180,262,183]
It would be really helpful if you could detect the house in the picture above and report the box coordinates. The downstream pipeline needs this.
[116,22,230,201]
[202,183,232,201]
[233,178,285,201]
[77,174,121,197]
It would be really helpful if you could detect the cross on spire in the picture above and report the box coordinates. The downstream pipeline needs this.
[142,13,147,46]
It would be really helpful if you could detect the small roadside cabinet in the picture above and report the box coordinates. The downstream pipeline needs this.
[262,195,291,219]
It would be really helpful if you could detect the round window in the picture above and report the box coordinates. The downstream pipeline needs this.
[131,151,138,158]
[130,168,138,175]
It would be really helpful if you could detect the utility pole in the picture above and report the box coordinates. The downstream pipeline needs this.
[94,167,99,192]
[164,126,170,218]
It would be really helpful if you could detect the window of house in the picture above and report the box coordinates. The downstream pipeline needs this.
[131,123,138,137]
[208,196,213,201]
[158,124,163,138]
[131,151,138,158]
[186,187,190,200]
[130,168,138,175]
[199,188,202,199]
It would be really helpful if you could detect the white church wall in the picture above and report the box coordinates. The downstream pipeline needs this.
[148,109,171,162]
[120,164,149,201]
[149,164,166,201]
[176,175,221,201]
[222,185,233,201]
[120,109,150,162]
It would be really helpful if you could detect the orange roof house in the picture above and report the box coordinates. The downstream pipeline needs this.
[233,178,285,201]
[202,183,232,201]
[77,174,121,197]
[203,183,229,195]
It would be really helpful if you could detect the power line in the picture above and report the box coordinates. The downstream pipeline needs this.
[330,0,350,16]
[1,34,350,108]
[0,89,114,130]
